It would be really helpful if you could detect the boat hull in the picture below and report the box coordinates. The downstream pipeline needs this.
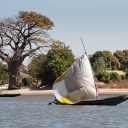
[53,95,128,106]
[0,93,21,97]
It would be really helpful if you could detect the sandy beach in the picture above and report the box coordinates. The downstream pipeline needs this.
[0,88,54,96]
[0,87,128,96]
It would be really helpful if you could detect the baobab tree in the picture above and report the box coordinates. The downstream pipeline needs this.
[0,11,56,89]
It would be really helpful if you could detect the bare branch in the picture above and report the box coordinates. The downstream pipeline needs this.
[0,34,4,48]
[4,31,16,43]
[22,46,41,59]
[0,51,10,62]
[6,40,16,51]
[27,39,32,50]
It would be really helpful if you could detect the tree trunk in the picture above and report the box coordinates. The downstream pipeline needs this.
[8,61,23,90]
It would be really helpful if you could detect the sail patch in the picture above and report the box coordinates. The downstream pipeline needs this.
[69,87,87,103]
[53,80,68,100]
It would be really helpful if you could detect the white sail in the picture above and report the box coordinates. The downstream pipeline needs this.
[53,53,97,104]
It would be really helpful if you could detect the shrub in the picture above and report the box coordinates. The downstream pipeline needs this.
[22,77,33,86]
[121,75,125,80]
[125,71,128,79]
[109,72,121,82]
[96,71,121,83]
[26,77,33,85]
[1,80,8,85]
[96,71,111,84]
[22,78,28,85]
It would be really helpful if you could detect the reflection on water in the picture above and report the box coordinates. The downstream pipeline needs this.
[0,95,128,128]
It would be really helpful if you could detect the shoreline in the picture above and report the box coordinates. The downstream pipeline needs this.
[0,88,128,96]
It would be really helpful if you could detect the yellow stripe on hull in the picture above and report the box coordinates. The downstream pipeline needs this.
[58,95,75,104]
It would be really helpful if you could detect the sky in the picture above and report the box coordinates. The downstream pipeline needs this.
[0,0,128,65]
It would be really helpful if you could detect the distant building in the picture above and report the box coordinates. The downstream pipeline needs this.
[106,70,125,75]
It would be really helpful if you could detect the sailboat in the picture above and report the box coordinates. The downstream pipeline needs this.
[51,44,128,105]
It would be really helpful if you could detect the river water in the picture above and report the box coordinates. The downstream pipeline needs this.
[0,95,128,128]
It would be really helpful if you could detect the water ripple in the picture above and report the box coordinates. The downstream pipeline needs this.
[0,96,128,128]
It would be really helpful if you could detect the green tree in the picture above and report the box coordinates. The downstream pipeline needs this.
[92,57,106,72]
[90,51,106,63]
[28,54,46,81]
[91,51,120,70]
[0,11,55,89]
[114,50,125,62]
[120,58,128,71]
[40,45,75,86]
[114,50,128,71]
[123,50,128,56]
[0,63,9,84]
